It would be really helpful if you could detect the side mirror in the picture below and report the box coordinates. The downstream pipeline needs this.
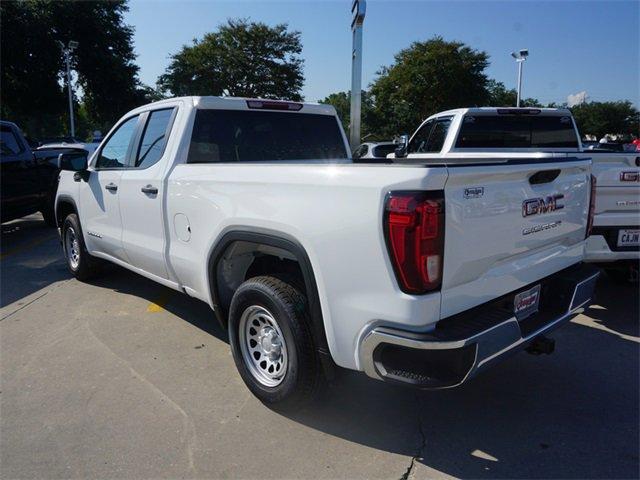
[394,134,409,158]
[58,151,88,171]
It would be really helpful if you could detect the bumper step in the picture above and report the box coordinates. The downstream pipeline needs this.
[360,263,600,389]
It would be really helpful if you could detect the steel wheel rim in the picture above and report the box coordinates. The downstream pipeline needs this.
[65,226,80,269]
[238,305,288,387]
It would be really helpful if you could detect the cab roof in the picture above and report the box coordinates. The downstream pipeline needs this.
[135,96,337,116]
[431,107,572,118]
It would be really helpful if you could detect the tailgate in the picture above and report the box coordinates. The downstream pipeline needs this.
[440,156,591,318]
[582,153,640,226]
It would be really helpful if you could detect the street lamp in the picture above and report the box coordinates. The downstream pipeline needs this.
[58,40,79,139]
[349,0,366,152]
[511,49,529,107]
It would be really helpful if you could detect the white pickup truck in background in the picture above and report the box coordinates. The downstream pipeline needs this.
[585,152,639,281]
[392,107,639,281]
[55,98,598,409]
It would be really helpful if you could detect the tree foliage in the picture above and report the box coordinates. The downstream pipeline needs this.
[158,19,304,100]
[570,101,639,138]
[0,0,151,139]
[367,37,491,138]
[486,80,542,108]
[318,90,378,139]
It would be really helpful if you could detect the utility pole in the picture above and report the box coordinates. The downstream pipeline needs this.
[511,49,529,107]
[58,40,79,138]
[349,0,366,152]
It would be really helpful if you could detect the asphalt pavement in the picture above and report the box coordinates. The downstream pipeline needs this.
[1,213,638,479]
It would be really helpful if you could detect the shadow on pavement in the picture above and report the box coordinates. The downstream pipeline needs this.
[1,215,69,308]
[86,265,229,344]
[3,216,638,478]
[583,275,640,338]
[289,314,639,479]
[94,264,639,479]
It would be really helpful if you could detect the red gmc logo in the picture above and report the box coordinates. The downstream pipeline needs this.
[522,194,565,217]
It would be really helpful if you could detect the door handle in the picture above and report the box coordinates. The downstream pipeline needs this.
[141,185,158,195]
[529,169,561,185]
[105,183,118,192]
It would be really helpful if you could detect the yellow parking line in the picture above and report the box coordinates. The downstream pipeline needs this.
[0,233,57,260]
[147,291,172,313]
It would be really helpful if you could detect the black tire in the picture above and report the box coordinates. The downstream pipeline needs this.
[40,184,58,227]
[40,202,57,227]
[61,213,99,281]
[228,275,323,410]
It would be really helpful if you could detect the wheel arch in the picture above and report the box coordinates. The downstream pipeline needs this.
[55,195,79,228]
[207,228,331,364]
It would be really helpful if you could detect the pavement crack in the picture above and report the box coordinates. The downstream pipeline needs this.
[83,322,199,475]
[0,291,49,321]
[401,394,427,480]
[0,280,71,321]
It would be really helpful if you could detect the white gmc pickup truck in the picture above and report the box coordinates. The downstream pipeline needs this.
[56,98,598,408]
[392,107,639,282]
[585,151,639,281]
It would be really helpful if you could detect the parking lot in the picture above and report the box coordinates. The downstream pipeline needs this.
[1,213,638,479]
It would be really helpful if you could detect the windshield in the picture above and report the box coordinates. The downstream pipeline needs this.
[188,109,347,163]
[456,115,579,149]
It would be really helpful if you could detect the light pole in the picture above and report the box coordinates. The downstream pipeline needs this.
[511,49,529,107]
[58,40,79,138]
[349,0,366,152]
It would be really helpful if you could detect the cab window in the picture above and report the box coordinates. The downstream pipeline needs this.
[424,118,452,152]
[456,115,579,148]
[95,115,139,169]
[408,120,434,154]
[135,108,175,168]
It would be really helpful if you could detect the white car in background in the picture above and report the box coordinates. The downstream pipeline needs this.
[353,141,397,161]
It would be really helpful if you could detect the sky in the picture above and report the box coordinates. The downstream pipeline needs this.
[125,0,640,106]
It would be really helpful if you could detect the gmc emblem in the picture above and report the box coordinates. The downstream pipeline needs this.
[620,171,640,182]
[522,194,565,217]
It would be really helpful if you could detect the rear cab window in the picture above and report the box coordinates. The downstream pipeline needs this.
[455,114,579,149]
[187,110,348,163]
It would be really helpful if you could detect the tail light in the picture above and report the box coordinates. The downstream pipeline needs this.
[384,191,445,294]
[586,174,596,238]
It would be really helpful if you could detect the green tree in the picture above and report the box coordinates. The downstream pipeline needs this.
[570,101,640,138]
[367,36,490,138]
[318,90,379,140]
[1,0,151,139]
[486,80,542,108]
[158,19,304,100]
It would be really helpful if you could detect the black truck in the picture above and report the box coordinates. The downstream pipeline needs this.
[1,121,86,226]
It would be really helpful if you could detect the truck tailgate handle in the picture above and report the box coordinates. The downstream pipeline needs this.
[141,185,158,195]
[529,169,561,185]
[105,183,118,192]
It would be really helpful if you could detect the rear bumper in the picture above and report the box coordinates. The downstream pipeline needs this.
[585,227,640,263]
[359,263,600,389]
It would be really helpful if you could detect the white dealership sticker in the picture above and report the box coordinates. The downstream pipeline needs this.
[617,229,640,247]
[514,284,541,321]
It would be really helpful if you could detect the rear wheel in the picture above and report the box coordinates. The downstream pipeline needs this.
[62,213,99,281]
[228,276,323,410]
